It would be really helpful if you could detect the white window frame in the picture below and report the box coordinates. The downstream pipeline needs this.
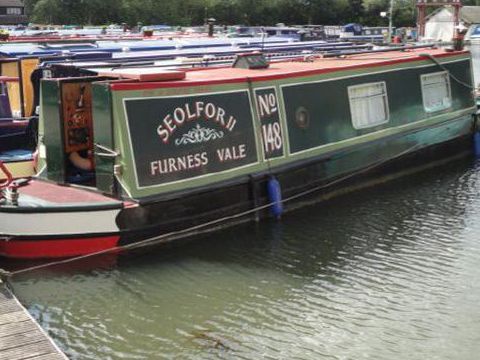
[348,81,390,130]
[420,71,452,113]
[6,7,22,15]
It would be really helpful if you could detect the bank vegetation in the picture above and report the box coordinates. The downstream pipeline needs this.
[24,0,480,27]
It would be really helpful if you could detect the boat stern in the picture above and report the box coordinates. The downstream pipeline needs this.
[0,179,124,259]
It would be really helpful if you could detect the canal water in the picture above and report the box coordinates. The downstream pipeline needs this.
[6,154,480,359]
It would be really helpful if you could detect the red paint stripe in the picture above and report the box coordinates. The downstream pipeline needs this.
[110,51,469,91]
[0,235,120,259]
[0,122,28,129]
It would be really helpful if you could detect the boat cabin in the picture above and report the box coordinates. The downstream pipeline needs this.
[36,47,474,199]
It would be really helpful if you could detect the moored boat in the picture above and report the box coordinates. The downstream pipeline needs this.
[0,73,37,181]
[0,47,475,259]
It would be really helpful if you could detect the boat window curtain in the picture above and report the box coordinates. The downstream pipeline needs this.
[421,72,452,113]
[349,82,389,129]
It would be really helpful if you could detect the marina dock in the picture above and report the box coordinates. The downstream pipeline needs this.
[0,281,67,360]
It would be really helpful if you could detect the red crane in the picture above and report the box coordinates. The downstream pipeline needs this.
[417,0,462,39]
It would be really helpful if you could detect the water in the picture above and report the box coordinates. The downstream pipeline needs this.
[5,154,480,359]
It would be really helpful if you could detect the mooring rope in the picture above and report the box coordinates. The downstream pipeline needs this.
[419,52,474,90]
[0,160,14,191]
[0,142,426,281]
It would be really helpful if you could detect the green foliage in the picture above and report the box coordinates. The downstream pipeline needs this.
[347,0,365,23]
[26,0,418,27]
[30,0,63,24]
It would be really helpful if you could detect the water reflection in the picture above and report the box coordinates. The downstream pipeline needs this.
[8,156,480,359]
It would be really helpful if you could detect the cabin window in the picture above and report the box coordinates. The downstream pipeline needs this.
[421,71,452,113]
[348,82,389,129]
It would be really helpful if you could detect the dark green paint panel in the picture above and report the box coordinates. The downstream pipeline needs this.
[283,60,473,154]
[322,115,472,181]
[42,80,66,182]
[93,83,116,195]
[277,115,472,196]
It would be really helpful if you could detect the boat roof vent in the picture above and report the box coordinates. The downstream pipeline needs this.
[232,52,269,70]
[98,68,186,82]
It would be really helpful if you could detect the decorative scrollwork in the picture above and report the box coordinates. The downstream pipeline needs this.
[175,124,224,146]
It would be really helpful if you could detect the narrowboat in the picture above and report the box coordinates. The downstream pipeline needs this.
[0,47,475,259]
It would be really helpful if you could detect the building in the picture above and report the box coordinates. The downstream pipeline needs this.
[424,6,480,41]
[0,0,27,25]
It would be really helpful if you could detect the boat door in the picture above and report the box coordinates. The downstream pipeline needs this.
[40,77,99,184]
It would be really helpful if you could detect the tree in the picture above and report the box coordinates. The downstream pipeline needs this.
[24,0,40,17]
[348,0,364,23]
[82,0,122,25]
[393,0,415,27]
[26,0,418,27]
[31,0,63,23]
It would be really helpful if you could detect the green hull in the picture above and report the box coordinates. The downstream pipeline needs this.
[317,113,472,184]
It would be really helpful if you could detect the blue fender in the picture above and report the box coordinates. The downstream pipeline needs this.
[474,131,480,157]
[267,176,283,219]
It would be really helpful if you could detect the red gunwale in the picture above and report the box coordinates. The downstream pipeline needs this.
[110,50,470,91]
[0,121,28,129]
[16,179,123,205]
[0,235,120,259]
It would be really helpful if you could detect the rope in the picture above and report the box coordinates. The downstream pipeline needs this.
[0,142,421,279]
[0,160,13,190]
[0,268,12,283]
[419,52,474,90]
[320,46,475,90]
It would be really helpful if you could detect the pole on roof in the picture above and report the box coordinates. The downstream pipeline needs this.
[388,0,394,43]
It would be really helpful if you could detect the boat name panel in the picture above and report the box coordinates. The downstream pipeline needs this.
[124,90,258,188]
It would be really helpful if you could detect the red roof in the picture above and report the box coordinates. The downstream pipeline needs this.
[110,48,469,91]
